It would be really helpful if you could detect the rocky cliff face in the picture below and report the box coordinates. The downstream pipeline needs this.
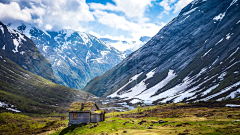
[11,25,125,89]
[83,0,240,104]
[0,22,57,83]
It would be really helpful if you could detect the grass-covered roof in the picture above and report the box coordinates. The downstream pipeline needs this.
[68,101,96,112]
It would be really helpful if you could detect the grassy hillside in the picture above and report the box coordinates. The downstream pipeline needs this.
[0,53,94,114]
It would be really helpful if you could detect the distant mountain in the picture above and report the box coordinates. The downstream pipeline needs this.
[8,24,125,89]
[0,22,57,83]
[83,0,240,104]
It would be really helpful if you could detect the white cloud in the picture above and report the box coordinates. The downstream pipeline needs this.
[0,2,44,23]
[160,0,173,11]
[93,10,164,41]
[89,0,153,21]
[0,0,94,31]
[41,0,94,31]
[173,0,193,13]
[93,10,142,32]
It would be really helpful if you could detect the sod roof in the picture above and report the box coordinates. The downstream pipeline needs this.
[68,101,96,112]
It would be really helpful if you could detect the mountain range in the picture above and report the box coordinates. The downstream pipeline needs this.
[8,24,125,89]
[83,0,240,105]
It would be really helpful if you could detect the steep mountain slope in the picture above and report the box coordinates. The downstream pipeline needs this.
[83,0,240,104]
[9,24,125,89]
[0,53,93,113]
[0,22,57,83]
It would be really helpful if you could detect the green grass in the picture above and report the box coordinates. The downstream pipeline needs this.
[0,112,68,135]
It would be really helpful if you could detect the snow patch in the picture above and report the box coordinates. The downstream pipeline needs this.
[2,45,5,50]
[226,104,240,107]
[215,38,224,45]
[228,47,239,59]
[129,72,143,82]
[218,72,227,81]
[183,7,198,16]
[12,39,20,53]
[20,51,25,55]
[101,51,110,57]
[226,33,233,40]
[202,48,212,58]
[237,20,240,24]
[213,13,225,21]
[181,15,190,23]
[0,101,21,112]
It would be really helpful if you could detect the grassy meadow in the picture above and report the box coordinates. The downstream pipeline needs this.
[49,100,240,135]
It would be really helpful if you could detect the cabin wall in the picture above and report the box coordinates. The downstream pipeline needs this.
[91,114,100,123]
[69,112,90,126]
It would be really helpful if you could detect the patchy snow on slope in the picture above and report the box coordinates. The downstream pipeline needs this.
[201,81,240,101]
[152,68,208,103]
[202,84,219,96]
[108,72,143,98]
[183,7,198,16]
[136,70,176,103]
[213,13,225,21]
[218,72,227,81]
[115,69,157,99]
[225,88,240,99]
[12,39,20,53]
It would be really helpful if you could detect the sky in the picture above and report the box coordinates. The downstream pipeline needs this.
[0,0,194,51]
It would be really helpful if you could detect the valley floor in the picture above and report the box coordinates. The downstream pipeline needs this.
[50,100,240,135]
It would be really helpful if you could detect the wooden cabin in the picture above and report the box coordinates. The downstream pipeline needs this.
[68,101,105,126]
